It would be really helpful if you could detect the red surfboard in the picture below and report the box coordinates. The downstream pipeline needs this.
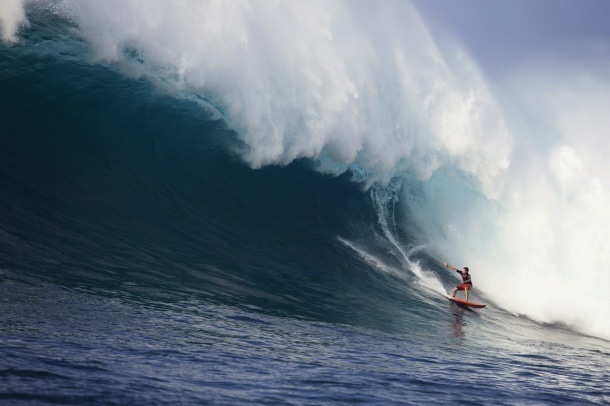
[448,296,486,308]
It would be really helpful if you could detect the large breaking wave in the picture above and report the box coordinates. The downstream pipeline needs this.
[2,0,609,340]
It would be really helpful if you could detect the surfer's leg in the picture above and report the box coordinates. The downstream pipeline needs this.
[465,286,469,301]
[451,287,458,297]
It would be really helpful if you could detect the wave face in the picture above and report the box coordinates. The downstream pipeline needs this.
[1,3,610,401]
[2,5,445,332]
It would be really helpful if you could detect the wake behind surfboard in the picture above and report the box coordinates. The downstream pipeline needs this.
[447,296,486,308]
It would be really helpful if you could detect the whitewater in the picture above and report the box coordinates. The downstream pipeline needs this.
[1,1,610,404]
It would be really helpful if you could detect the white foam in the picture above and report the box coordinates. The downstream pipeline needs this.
[0,0,29,43]
[405,62,610,339]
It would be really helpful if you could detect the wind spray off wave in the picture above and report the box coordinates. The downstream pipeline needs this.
[2,0,609,340]
[402,59,610,339]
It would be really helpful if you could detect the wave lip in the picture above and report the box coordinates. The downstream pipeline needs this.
[2,0,512,191]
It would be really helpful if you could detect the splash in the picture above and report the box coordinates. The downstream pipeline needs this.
[370,181,447,296]
[0,0,28,42]
[404,62,610,339]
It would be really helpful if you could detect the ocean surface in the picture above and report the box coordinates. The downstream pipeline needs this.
[1,3,610,405]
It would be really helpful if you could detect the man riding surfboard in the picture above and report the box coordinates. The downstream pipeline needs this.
[444,262,472,302]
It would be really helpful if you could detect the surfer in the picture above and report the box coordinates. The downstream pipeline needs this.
[444,262,472,301]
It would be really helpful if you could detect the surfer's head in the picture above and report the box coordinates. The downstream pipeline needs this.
[463,267,469,273]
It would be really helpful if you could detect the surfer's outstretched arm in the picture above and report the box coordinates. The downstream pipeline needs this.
[444,262,457,271]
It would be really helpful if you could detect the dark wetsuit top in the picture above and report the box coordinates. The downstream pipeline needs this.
[456,270,472,286]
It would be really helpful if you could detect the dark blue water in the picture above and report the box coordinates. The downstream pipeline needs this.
[1,10,609,405]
